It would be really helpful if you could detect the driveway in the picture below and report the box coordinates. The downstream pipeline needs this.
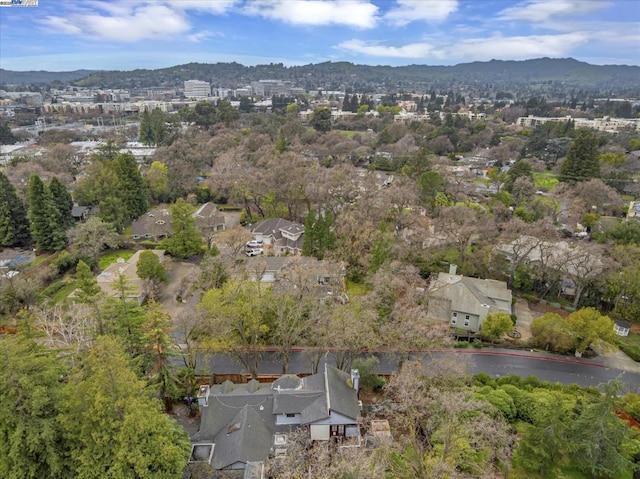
[513,298,537,341]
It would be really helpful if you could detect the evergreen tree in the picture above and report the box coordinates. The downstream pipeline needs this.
[139,110,153,146]
[150,108,167,146]
[504,160,534,192]
[27,174,66,252]
[342,94,352,112]
[75,260,102,303]
[0,122,17,145]
[560,129,600,182]
[49,177,74,227]
[310,107,332,133]
[274,128,288,153]
[161,198,204,258]
[113,153,148,220]
[302,210,335,260]
[0,334,70,479]
[570,379,637,478]
[60,337,190,478]
[0,171,30,247]
[136,250,168,300]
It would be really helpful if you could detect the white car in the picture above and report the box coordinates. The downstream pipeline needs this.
[246,248,264,257]
[246,240,264,248]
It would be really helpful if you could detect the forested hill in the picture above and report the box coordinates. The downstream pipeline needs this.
[2,58,639,91]
[74,58,640,92]
[0,69,97,85]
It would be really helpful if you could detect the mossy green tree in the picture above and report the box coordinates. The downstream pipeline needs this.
[60,337,190,478]
[161,198,204,258]
[481,312,514,342]
[560,129,600,183]
[0,334,71,479]
[310,107,332,132]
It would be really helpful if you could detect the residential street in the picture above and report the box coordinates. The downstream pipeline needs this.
[193,348,640,393]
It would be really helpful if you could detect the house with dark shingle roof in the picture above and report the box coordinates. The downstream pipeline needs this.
[251,218,305,255]
[191,364,361,473]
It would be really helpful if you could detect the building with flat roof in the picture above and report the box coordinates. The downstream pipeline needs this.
[184,80,211,99]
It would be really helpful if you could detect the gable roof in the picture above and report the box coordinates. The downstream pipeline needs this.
[196,365,360,470]
[252,218,304,238]
[211,405,274,470]
[432,272,512,316]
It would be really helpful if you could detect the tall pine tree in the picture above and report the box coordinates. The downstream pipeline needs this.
[49,177,74,227]
[0,171,30,247]
[560,129,600,182]
[27,174,66,252]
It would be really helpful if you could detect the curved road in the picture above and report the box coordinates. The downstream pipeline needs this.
[197,348,640,393]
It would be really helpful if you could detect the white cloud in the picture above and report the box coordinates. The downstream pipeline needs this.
[41,16,84,36]
[40,3,192,42]
[173,0,239,14]
[499,0,607,22]
[337,39,436,58]
[242,0,379,28]
[384,0,458,26]
[450,33,589,61]
[336,32,589,61]
[188,30,219,43]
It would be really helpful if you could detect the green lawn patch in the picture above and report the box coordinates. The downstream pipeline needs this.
[533,171,559,190]
[345,279,368,296]
[616,332,640,362]
[51,281,77,305]
[335,130,356,138]
[98,249,135,270]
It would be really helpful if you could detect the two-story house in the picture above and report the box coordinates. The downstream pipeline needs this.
[251,218,305,255]
[428,265,512,333]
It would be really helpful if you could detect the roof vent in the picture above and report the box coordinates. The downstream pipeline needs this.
[274,434,287,446]
[155,220,165,225]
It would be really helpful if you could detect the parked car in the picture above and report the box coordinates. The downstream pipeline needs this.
[246,240,264,248]
[246,248,264,257]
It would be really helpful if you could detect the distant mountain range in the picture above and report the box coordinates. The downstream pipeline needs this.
[1,58,639,92]
[0,69,98,86]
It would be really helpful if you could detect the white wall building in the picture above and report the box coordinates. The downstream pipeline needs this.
[184,80,211,99]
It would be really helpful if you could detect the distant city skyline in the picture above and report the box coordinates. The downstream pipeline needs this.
[1,0,639,72]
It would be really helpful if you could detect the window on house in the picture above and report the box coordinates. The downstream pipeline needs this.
[451,317,457,325]
[286,413,296,418]
[453,312,458,317]
[465,315,470,320]
[464,318,470,327]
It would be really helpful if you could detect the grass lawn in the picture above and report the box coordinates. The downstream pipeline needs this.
[616,332,640,362]
[335,130,357,138]
[533,171,559,191]
[98,249,135,270]
[51,281,77,305]
[345,279,368,296]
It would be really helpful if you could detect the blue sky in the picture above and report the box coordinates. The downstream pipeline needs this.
[1,0,639,71]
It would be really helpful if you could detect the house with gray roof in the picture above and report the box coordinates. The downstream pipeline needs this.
[130,202,226,242]
[191,364,361,473]
[251,218,305,255]
[428,265,512,333]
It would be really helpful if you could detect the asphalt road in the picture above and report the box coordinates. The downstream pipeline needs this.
[195,348,640,393]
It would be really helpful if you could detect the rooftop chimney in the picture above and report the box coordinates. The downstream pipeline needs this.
[350,369,360,395]
[449,264,457,276]
[197,385,210,407]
